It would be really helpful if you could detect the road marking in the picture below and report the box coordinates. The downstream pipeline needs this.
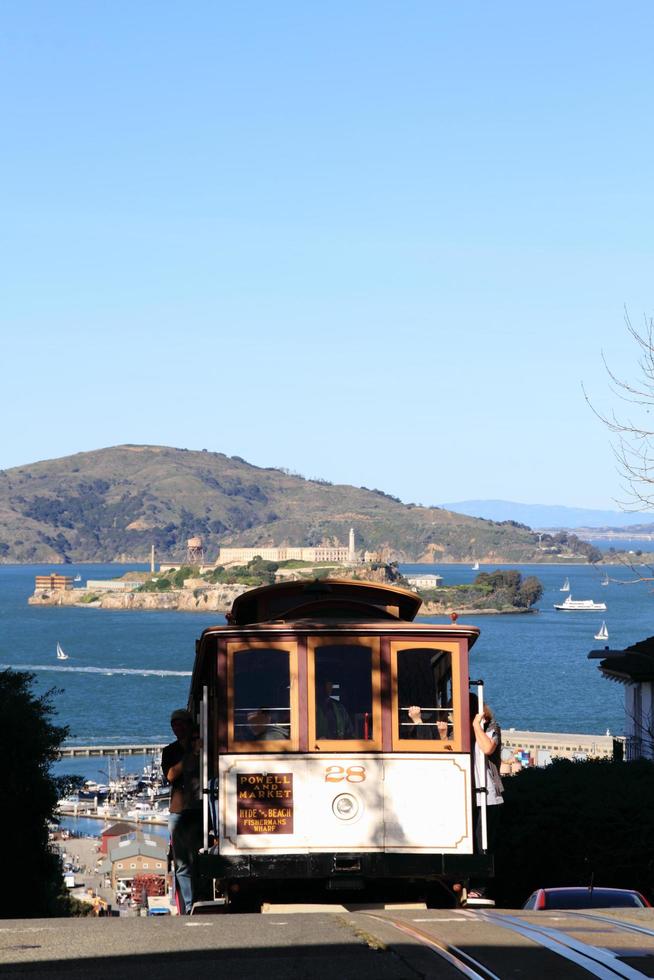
[0,927,57,933]
[412,917,462,922]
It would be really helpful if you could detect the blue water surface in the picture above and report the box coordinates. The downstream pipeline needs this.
[2,561,651,755]
[0,564,223,745]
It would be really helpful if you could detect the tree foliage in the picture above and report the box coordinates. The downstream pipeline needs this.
[495,758,654,907]
[420,570,544,610]
[202,557,279,587]
[0,670,81,917]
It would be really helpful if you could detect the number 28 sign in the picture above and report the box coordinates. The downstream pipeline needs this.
[324,765,366,783]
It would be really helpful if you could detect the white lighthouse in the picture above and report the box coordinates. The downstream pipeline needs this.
[348,527,356,563]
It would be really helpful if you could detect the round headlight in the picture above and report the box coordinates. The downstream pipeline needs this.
[332,793,359,820]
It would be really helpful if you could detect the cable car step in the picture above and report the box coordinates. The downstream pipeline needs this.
[332,856,362,873]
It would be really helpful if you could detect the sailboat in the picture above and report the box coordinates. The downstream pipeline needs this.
[594,622,609,642]
[56,642,69,661]
[472,561,480,571]
[560,577,570,592]
[601,572,609,586]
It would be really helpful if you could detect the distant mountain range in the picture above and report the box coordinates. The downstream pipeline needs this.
[440,499,652,530]
[0,445,598,564]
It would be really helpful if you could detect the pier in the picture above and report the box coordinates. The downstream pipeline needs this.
[59,730,623,762]
[59,743,165,758]
[503,729,621,763]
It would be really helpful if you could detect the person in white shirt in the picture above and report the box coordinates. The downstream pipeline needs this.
[468,697,503,902]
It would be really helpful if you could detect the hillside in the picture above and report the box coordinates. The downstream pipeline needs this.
[0,445,600,563]
[440,499,649,530]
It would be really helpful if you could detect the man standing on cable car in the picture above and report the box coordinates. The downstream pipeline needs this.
[162,708,201,914]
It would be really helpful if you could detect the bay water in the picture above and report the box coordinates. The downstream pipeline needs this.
[2,561,651,788]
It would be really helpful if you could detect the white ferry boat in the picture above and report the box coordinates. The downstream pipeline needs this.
[553,595,607,612]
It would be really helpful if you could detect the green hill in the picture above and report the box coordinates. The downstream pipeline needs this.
[0,445,600,564]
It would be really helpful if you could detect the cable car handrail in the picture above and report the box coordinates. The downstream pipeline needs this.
[400,705,450,711]
[234,706,291,712]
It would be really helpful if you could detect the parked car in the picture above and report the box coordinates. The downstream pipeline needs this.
[523,887,650,910]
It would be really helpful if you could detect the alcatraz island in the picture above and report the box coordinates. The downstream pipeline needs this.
[30,528,545,615]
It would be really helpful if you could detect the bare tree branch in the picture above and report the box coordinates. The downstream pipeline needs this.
[585,312,654,510]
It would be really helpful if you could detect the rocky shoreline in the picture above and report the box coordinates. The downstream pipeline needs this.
[28,587,536,616]
[28,584,249,613]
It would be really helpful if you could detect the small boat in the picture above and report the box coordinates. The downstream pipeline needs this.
[594,621,609,641]
[472,561,479,571]
[56,642,69,661]
[74,574,81,583]
[560,577,570,592]
[601,573,609,586]
[553,595,607,612]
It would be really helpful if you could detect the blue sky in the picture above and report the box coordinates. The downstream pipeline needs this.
[2,2,654,509]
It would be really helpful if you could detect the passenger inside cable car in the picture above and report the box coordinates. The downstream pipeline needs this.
[233,647,291,744]
[397,647,456,743]
[315,675,354,739]
[246,708,289,741]
[313,643,374,741]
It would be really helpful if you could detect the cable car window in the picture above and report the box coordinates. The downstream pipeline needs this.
[314,644,373,741]
[232,648,290,743]
[396,647,455,742]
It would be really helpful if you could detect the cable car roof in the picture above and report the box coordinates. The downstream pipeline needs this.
[227,578,423,625]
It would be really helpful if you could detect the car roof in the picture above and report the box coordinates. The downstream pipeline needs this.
[544,887,637,894]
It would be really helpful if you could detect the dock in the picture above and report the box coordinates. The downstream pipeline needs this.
[59,730,623,763]
[59,743,166,758]
[503,729,622,767]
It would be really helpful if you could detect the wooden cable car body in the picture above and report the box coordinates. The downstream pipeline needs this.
[190,579,491,906]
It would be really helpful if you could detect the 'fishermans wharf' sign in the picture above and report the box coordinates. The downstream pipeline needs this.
[236,772,294,834]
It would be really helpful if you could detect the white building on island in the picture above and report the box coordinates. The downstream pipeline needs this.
[217,528,359,566]
[406,573,443,589]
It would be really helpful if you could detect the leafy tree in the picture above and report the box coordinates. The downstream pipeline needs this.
[495,759,654,907]
[518,575,544,607]
[246,557,279,581]
[0,670,83,917]
[420,570,544,611]
[172,565,196,588]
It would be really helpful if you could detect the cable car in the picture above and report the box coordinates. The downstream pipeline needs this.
[189,578,492,909]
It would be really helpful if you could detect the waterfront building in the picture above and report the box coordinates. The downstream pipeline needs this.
[34,573,73,592]
[100,834,168,890]
[406,573,444,588]
[85,579,142,592]
[99,822,138,855]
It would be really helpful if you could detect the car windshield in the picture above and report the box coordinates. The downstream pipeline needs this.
[546,889,643,909]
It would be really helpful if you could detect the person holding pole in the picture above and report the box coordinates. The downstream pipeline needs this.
[467,694,503,904]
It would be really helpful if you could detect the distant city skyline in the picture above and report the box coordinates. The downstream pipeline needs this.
[3,3,654,510]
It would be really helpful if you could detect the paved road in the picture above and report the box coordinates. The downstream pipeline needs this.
[3,907,654,978]
[0,913,402,980]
